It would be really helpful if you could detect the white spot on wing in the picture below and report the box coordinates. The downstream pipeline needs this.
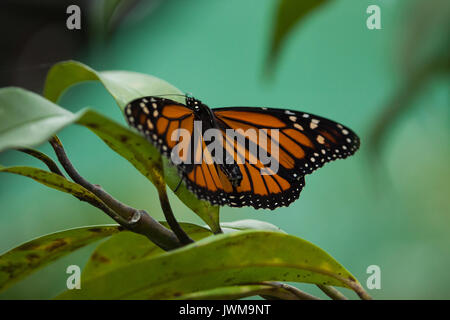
[316,135,325,144]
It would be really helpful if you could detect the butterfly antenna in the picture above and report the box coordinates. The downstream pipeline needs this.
[152,93,189,98]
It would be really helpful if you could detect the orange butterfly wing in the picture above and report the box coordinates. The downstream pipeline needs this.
[124,97,194,159]
[125,97,360,210]
[124,97,233,206]
[210,107,360,209]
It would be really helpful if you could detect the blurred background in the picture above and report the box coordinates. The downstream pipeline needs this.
[0,0,449,299]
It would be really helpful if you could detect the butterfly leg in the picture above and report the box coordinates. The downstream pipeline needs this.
[219,162,243,188]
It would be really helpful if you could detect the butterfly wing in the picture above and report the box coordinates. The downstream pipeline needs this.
[207,106,360,209]
[214,107,360,173]
[124,96,235,206]
[181,124,237,207]
[124,96,195,161]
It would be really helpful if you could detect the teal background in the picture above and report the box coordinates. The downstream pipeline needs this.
[1,0,449,299]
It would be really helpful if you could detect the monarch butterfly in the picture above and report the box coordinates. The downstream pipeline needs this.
[124,95,360,210]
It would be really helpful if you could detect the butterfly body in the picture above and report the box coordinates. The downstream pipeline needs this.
[124,95,360,210]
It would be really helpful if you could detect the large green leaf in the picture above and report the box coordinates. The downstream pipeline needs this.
[268,0,329,71]
[0,87,220,232]
[0,87,77,152]
[57,230,360,299]
[0,225,122,293]
[44,60,185,110]
[83,223,212,280]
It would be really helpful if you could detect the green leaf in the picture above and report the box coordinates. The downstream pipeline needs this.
[0,87,77,152]
[44,60,186,109]
[0,225,122,293]
[0,165,104,206]
[268,0,329,71]
[220,219,285,233]
[57,230,359,299]
[0,86,220,232]
[15,147,64,176]
[83,223,212,280]
[0,87,161,187]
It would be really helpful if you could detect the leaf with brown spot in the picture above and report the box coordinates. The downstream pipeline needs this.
[91,252,111,264]
[58,230,363,300]
[82,223,212,281]
[44,239,68,252]
[0,165,105,207]
[0,225,122,293]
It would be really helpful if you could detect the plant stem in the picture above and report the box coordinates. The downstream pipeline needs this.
[157,181,194,245]
[337,276,373,300]
[17,147,125,221]
[261,282,320,300]
[17,147,65,176]
[317,285,348,300]
[351,283,373,300]
[49,136,182,250]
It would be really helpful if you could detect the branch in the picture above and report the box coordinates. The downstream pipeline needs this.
[350,283,372,300]
[336,276,373,300]
[49,136,182,251]
[155,177,193,245]
[317,285,348,300]
[260,282,320,300]
[16,147,65,176]
[16,147,125,220]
